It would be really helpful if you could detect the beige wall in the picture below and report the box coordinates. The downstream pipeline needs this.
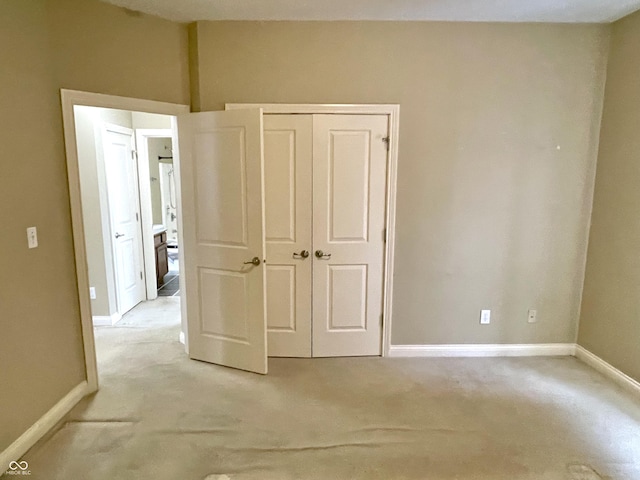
[578,11,640,383]
[195,21,609,345]
[0,0,86,454]
[47,0,190,105]
[0,0,189,454]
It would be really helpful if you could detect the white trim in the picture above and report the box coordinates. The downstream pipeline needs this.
[226,103,400,358]
[226,103,399,116]
[91,312,122,326]
[575,345,640,397]
[135,128,174,301]
[61,89,190,392]
[170,116,189,354]
[388,343,576,358]
[0,381,89,474]
[179,331,186,345]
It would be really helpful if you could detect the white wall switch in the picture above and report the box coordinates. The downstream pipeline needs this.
[90,287,96,300]
[480,309,491,325]
[26,226,38,249]
[528,309,538,323]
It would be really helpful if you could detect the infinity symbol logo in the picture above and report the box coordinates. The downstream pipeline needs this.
[9,461,28,471]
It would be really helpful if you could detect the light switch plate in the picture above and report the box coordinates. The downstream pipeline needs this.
[27,226,38,249]
[480,309,491,325]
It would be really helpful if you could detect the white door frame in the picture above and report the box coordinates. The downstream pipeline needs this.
[135,128,174,301]
[61,89,190,393]
[226,104,400,356]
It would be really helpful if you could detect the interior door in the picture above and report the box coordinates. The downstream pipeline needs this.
[312,114,389,357]
[103,125,146,316]
[263,115,313,357]
[178,109,268,374]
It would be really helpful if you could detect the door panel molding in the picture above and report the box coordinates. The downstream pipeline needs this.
[228,104,399,357]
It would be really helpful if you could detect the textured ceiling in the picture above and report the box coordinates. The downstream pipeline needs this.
[101,0,640,23]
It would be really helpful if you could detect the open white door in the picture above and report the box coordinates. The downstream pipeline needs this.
[178,109,268,374]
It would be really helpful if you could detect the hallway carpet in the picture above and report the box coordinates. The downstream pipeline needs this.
[22,298,640,479]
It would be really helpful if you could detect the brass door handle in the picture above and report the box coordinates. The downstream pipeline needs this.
[243,257,261,266]
[293,250,310,259]
[315,250,331,259]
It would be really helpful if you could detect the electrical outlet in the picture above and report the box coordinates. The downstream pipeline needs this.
[527,309,538,323]
[480,309,491,325]
[90,287,96,300]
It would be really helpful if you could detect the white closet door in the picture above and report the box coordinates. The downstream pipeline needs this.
[263,115,313,357]
[312,114,388,357]
[178,109,268,374]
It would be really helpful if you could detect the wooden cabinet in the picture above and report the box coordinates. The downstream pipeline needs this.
[154,231,169,286]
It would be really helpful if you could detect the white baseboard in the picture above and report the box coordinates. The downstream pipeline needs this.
[0,381,89,475]
[388,343,576,358]
[575,345,640,397]
[92,312,121,326]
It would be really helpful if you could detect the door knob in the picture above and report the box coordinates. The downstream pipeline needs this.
[114,233,125,239]
[315,250,331,259]
[293,250,310,259]
[243,257,261,266]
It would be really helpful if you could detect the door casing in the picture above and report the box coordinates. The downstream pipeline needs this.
[227,104,400,357]
[61,89,190,394]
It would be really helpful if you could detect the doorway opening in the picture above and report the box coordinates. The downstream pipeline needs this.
[61,90,190,392]
[135,131,181,299]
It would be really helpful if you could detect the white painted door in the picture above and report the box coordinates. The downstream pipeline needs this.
[312,115,388,357]
[103,126,146,316]
[263,115,313,357]
[178,109,268,374]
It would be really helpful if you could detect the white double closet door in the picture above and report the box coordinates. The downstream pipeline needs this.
[179,109,389,374]
[264,114,388,357]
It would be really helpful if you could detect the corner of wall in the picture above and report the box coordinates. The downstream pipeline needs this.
[188,22,200,113]
[572,24,613,345]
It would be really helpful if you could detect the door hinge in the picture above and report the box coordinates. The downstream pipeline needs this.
[131,150,138,160]
[383,228,387,243]
[136,212,139,222]
[140,271,143,280]
[382,136,390,152]
[380,314,384,326]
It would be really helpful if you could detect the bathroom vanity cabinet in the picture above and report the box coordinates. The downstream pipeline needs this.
[154,229,168,286]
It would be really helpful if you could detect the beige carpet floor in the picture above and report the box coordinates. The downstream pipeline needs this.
[22,298,640,480]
